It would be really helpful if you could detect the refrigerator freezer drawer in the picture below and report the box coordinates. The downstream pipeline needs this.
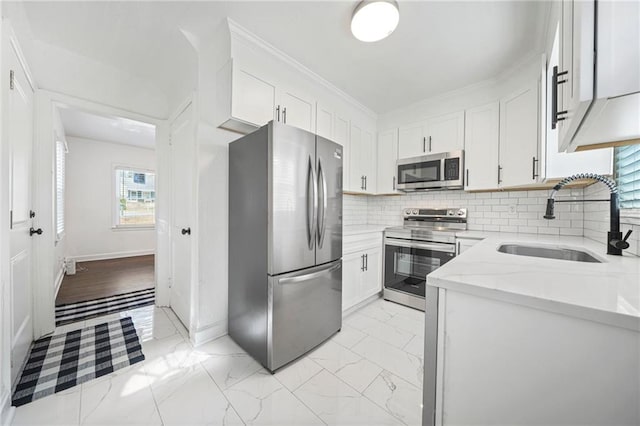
[268,260,342,371]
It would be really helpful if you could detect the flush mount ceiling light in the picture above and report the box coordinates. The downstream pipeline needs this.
[351,0,400,42]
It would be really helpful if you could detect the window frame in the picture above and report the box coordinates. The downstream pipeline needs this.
[112,164,156,230]
[55,139,67,242]
[615,144,640,219]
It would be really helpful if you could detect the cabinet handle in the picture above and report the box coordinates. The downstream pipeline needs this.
[393,176,396,190]
[364,176,367,191]
[466,169,469,187]
[364,253,368,271]
[457,241,461,255]
[283,107,287,124]
[551,66,568,129]
[361,254,365,271]
[532,157,539,180]
[498,165,503,185]
[276,105,280,122]
[428,136,432,152]
[423,137,426,152]
[361,175,364,190]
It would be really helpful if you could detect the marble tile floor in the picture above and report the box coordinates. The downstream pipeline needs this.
[12,298,425,426]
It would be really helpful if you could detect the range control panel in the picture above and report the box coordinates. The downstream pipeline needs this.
[403,208,467,219]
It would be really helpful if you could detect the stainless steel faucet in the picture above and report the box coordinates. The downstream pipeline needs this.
[543,173,632,255]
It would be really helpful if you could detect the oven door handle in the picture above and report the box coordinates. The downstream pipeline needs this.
[385,239,456,253]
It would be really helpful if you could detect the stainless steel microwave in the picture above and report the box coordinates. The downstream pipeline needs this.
[396,150,464,191]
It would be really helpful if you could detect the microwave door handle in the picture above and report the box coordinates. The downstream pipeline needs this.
[307,156,318,250]
[317,158,327,248]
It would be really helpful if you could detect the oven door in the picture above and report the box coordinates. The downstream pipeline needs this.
[383,238,455,298]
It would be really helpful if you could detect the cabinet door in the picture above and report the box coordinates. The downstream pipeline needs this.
[377,129,399,194]
[464,102,499,190]
[279,89,315,133]
[361,247,382,300]
[316,103,334,140]
[342,252,363,312]
[349,123,364,191]
[361,129,376,193]
[334,114,350,191]
[233,68,276,126]
[558,0,595,149]
[398,122,426,159]
[425,111,465,153]
[499,82,540,188]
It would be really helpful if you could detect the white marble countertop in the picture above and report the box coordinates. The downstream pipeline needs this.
[343,225,387,236]
[427,232,640,331]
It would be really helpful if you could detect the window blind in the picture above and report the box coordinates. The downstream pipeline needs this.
[55,140,66,238]
[615,144,640,209]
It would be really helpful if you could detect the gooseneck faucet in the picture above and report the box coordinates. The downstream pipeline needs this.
[543,173,632,255]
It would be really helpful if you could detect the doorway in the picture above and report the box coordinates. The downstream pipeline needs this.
[52,105,158,326]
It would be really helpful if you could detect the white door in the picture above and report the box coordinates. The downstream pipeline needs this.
[499,82,540,188]
[425,110,465,153]
[170,104,195,330]
[398,122,426,159]
[376,129,399,194]
[6,46,35,383]
[464,102,500,190]
[316,102,333,140]
[360,247,382,300]
[278,88,314,132]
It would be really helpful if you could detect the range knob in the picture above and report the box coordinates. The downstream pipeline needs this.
[412,209,418,215]
[457,210,465,216]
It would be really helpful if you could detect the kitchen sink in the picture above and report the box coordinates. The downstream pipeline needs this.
[497,244,602,263]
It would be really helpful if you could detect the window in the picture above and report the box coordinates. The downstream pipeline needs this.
[55,140,66,239]
[114,167,156,227]
[615,144,640,210]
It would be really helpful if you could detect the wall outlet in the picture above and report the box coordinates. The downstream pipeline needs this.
[508,204,517,215]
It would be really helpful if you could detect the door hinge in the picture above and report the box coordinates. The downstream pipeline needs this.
[9,70,14,90]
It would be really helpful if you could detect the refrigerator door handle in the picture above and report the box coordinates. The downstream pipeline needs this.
[279,262,342,285]
[317,158,328,248]
[307,155,318,250]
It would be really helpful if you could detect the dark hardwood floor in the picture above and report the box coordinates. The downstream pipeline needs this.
[56,255,155,305]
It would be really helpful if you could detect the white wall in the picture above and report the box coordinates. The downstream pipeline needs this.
[52,107,66,293]
[64,136,156,261]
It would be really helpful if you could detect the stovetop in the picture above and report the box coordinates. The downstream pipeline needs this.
[384,208,467,244]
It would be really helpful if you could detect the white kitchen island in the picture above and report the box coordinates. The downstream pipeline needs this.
[424,233,640,426]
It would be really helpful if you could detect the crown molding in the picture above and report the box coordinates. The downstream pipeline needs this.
[226,18,378,120]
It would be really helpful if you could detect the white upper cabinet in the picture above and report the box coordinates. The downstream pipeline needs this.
[398,110,464,159]
[557,0,640,151]
[376,129,399,194]
[499,82,540,188]
[398,121,427,159]
[348,123,376,194]
[464,102,500,191]
[316,103,334,139]
[216,59,276,134]
[425,111,465,153]
[276,87,315,133]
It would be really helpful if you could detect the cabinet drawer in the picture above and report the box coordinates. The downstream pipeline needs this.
[343,232,382,255]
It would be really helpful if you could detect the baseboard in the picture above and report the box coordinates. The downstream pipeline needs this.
[190,319,228,347]
[0,390,15,426]
[54,266,65,297]
[343,292,382,318]
[71,249,155,263]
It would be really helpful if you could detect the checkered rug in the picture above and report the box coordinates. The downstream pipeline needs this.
[12,317,145,407]
[55,288,155,326]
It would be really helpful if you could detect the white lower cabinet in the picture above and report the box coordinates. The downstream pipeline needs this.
[342,232,383,312]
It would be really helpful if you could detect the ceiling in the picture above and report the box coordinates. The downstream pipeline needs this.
[58,107,156,150]
[7,1,550,116]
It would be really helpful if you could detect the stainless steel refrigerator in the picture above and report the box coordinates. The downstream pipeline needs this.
[228,121,343,372]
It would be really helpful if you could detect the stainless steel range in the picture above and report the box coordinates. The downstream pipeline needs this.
[383,208,467,311]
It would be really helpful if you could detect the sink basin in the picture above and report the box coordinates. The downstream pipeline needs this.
[497,244,602,263]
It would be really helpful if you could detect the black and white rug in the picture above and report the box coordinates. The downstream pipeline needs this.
[55,288,155,326]
[12,317,145,407]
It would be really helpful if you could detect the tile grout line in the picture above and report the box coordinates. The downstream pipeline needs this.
[198,357,248,426]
